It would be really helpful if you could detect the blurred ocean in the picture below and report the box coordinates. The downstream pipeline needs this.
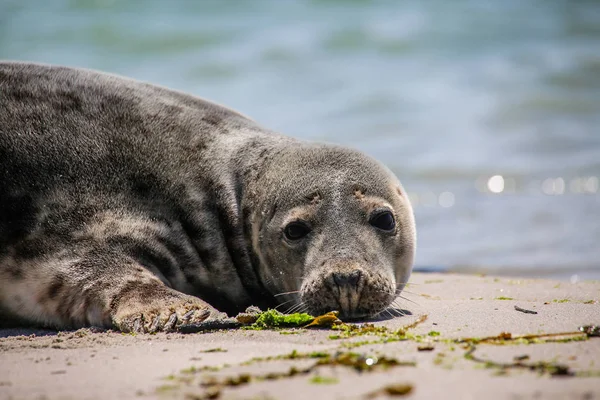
[1,0,599,279]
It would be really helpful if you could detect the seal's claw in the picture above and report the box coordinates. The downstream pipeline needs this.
[164,313,178,331]
[149,315,161,333]
[111,290,217,333]
[198,309,212,320]
[182,310,195,322]
[132,317,143,334]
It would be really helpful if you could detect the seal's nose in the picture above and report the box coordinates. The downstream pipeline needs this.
[332,270,363,288]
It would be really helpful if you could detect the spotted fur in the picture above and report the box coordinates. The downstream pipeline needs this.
[0,62,416,331]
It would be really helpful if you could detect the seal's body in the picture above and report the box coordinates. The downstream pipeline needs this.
[0,62,416,332]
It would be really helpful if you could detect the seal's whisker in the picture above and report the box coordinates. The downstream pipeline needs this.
[377,309,388,320]
[391,298,404,307]
[274,299,296,311]
[395,295,420,307]
[395,282,420,294]
[285,301,307,315]
[395,286,417,295]
[373,305,399,320]
[388,300,404,314]
[291,302,309,314]
[284,303,300,314]
[273,290,300,298]
[390,305,408,317]
[297,304,310,314]
[383,302,400,316]
[395,307,408,317]
[392,309,407,318]
[401,282,420,287]
[394,289,418,296]
[393,288,419,300]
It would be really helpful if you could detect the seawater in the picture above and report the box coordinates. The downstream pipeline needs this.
[1,0,599,279]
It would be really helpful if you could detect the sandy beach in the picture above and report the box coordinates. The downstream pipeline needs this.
[1,272,598,400]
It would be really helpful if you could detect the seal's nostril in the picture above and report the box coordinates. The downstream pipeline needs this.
[332,270,363,287]
[348,270,362,286]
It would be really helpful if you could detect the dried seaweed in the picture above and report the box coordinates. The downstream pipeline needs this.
[305,311,342,328]
[365,383,414,398]
[464,344,572,376]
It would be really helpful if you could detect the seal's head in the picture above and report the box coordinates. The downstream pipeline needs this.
[248,143,416,319]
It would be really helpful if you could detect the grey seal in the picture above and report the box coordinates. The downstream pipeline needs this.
[0,62,416,332]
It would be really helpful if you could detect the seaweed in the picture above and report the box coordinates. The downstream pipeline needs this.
[315,352,415,372]
[239,349,329,366]
[184,386,221,400]
[332,315,428,339]
[169,350,415,398]
[179,307,342,333]
[181,366,199,374]
[156,384,178,393]
[455,325,600,377]
[305,311,342,328]
[160,313,600,398]
[247,309,315,329]
[398,315,428,333]
[384,384,414,396]
[240,349,416,371]
[456,328,593,345]
[180,307,427,338]
[309,375,339,384]
[365,383,414,398]
[326,315,429,349]
[200,348,227,353]
[464,344,573,376]
[330,323,389,339]
[579,325,600,337]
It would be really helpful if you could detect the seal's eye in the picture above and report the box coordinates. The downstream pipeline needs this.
[284,222,311,241]
[369,211,396,232]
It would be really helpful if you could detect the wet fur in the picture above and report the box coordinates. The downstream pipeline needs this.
[0,62,416,331]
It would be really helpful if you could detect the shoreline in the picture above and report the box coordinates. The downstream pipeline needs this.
[415,265,600,281]
[1,272,599,399]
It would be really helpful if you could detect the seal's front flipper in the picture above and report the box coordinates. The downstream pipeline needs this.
[0,249,219,333]
[110,282,218,333]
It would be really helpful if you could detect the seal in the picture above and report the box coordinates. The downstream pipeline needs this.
[0,62,416,332]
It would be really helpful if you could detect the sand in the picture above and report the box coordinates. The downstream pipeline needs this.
[1,272,599,400]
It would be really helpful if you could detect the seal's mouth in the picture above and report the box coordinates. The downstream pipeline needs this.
[299,267,396,320]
